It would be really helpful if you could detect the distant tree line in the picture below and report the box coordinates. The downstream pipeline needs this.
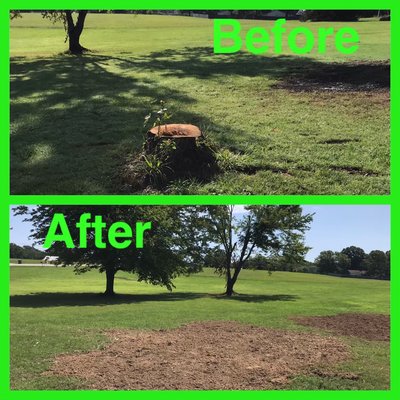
[234,245,390,280]
[140,10,390,21]
[315,246,390,279]
[10,8,389,54]
[10,243,45,260]
[300,10,390,22]
[12,10,390,21]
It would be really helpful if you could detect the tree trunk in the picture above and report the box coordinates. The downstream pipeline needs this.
[225,278,235,296]
[68,32,85,54]
[104,268,116,296]
[224,264,242,296]
[66,11,88,54]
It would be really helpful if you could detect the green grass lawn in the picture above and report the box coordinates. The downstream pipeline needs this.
[10,258,43,265]
[10,14,390,194]
[10,265,390,390]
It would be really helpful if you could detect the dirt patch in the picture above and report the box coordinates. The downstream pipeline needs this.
[45,321,349,390]
[292,314,389,341]
[273,61,389,93]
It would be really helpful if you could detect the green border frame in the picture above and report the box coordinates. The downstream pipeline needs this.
[2,1,397,399]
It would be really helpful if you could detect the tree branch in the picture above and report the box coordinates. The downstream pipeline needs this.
[75,10,88,36]
[64,10,75,38]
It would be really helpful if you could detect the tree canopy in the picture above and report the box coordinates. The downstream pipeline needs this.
[315,250,351,275]
[15,205,313,296]
[10,10,89,54]
[192,205,313,295]
[301,10,360,21]
[10,243,45,260]
[14,206,203,295]
[315,247,389,279]
[341,246,366,270]
[364,250,390,279]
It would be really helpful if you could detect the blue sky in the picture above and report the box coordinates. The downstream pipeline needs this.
[10,205,390,261]
[301,205,390,260]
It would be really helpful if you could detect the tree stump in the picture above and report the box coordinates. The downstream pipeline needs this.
[146,124,202,153]
[145,124,217,181]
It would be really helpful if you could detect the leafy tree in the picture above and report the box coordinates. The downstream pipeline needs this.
[302,10,359,21]
[386,250,390,272]
[334,252,351,275]
[341,246,366,270]
[246,253,313,273]
[14,206,203,295]
[10,243,24,259]
[10,10,89,54]
[364,250,390,279]
[315,250,337,274]
[203,248,226,268]
[315,251,350,275]
[10,243,45,259]
[193,206,313,296]
[246,254,270,270]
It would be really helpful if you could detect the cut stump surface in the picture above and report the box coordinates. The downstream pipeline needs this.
[148,124,202,138]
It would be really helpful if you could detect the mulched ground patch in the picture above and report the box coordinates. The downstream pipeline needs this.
[292,314,389,341]
[45,321,349,390]
[273,61,389,93]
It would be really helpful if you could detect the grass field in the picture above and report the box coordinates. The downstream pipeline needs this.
[10,14,390,194]
[10,265,390,390]
[10,258,43,265]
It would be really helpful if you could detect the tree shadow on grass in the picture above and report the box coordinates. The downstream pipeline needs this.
[10,291,298,307]
[10,292,204,307]
[10,55,200,194]
[102,47,389,89]
[10,49,389,194]
[10,54,260,195]
[213,293,299,303]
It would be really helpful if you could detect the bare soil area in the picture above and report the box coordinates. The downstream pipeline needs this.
[292,314,390,341]
[273,61,390,92]
[46,321,349,390]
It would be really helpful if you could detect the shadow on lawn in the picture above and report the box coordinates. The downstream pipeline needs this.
[10,48,389,194]
[10,55,200,194]
[99,47,389,90]
[10,291,298,307]
[213,293,299,303]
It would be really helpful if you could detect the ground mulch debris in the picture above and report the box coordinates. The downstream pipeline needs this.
[45,321,349,390]
[292,313,389,341]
